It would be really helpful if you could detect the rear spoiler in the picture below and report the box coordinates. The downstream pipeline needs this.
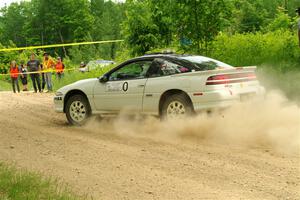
[172,66,257,77]
[206,66,257,85]
[201,66,257,75]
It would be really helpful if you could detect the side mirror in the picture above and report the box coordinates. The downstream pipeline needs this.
[99,75,108,83]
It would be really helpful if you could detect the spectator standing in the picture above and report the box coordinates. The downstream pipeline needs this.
[27,53,41,93]
[10,61,20,93]
[55,57,65,80]
[43,53,55,92]
[19,61,28,91]
[40,63,46,92]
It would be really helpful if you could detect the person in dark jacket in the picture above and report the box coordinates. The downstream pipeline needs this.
[27,53,41,93]
[19,61,28,91]
[40,63,46,91]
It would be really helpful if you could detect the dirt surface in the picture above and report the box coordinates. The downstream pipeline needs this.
[0,92,299,200]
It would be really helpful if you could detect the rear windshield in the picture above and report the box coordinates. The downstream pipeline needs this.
[181,56,233,71]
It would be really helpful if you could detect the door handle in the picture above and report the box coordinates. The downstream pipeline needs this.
[138,85,145,87]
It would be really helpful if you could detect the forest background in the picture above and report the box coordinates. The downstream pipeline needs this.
[0,0,300,100]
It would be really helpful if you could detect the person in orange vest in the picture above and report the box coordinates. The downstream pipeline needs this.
[10,60,20,93]
[55,57,65,80]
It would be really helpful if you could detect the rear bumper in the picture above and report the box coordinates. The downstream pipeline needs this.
[191,86,265,112]
[54,96,64,113]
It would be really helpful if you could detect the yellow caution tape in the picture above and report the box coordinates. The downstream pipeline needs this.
[0,68,76,76]
[0,39,124,52]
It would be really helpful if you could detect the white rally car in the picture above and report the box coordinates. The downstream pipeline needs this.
[54,54,265,125]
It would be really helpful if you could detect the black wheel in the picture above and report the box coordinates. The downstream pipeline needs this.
[161,94,193,120]
[65,95,91,126]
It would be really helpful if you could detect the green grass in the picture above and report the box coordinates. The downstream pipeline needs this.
[0,79,11,91]
[0,162,85,200]
[52,66,113,91]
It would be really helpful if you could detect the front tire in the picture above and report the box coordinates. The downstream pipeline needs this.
[161,94,193,120]
[65,95,91,126]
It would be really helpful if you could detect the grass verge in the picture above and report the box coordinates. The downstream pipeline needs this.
[0,162,84,200]
[0,80,11,91]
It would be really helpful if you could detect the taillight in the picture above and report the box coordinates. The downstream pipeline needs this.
[247,73,256,79]
[206,72,256,85]
[206,75,230,85]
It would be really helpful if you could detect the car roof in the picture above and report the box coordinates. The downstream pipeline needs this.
[134,54,232,68]
[136,53,217,62]
[124,54,192,63]
[105,54,232,75]
[140,53,187,59]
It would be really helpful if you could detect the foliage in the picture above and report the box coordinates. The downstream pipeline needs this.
[123,0,230,55]
[174,0,230,53]
[0,0,125,60]
[210,30,300,68]
[266,8,293,31]
[230,0,268,33]
[1,0,300,58]
[0,0,300,102]
[122,0,159,55]
[68,34,99,64]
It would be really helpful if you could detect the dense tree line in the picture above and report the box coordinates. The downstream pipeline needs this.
[123,0,300,55]
[0,0,124,60]
[0,0,299,60]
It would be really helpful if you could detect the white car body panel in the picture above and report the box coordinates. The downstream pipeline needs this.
[54,78,97,112]
[93,79,147,112]
[143,76,191,115]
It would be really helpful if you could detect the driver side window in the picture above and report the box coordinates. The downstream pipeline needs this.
[109,61,152,81]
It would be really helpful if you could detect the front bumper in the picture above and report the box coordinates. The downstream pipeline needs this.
[54,96,64,112]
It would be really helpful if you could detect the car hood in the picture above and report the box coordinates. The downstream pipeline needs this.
[72,78,97,86]
[57,78,98,95]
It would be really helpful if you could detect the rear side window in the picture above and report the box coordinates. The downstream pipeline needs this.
[181,56,233,71]
[147,58,192,77]
[192,61,221,71]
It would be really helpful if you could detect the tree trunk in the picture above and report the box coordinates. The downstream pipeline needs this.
[58,30,67,57]
[284,0,288,11]
[194,0,201,54]
[110,43,116,59]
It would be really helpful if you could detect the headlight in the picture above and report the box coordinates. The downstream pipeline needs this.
[55,91,64,96]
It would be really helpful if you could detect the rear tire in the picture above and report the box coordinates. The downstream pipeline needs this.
[65,95,91,126]
[161,94,193,120]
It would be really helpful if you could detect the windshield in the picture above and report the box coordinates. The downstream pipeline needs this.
[181,56,233,71]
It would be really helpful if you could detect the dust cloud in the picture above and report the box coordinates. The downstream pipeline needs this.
[84,90,300,155]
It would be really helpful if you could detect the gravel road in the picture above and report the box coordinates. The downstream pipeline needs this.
[0,92,299,200]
